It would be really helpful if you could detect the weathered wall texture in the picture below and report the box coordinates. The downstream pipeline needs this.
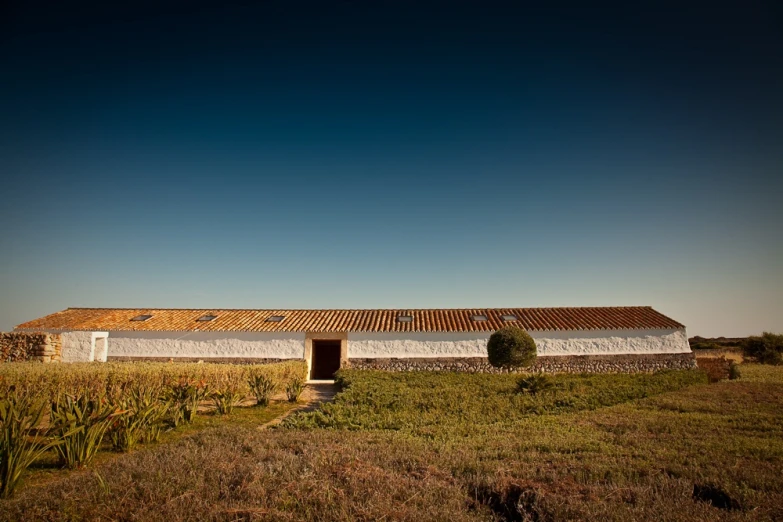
[347,353,697,374]
[1,332,62,363]
[348,332,488,358]
[60,331,109,362]
[106,331,306,360]
[531,328,691,355]
[348,328,691,358]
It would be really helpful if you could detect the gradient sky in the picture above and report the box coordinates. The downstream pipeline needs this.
[1,1,781,336]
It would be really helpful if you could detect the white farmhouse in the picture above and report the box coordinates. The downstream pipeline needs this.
[15,307,694,378]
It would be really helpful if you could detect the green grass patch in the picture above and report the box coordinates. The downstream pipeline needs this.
[285,369,708,435]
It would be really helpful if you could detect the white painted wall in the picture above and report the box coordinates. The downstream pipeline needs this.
[60,331,110,362]
[530,328,690,356]
[106,331,306,359]
[349,332,491,358]
[348,328,691,358]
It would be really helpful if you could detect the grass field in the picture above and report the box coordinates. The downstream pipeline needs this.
[1,365,782,521]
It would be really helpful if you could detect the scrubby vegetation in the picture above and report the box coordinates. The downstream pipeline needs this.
[285,369,707,433]
[0,361,306,497]
[743,332,783,365]
[487,326,537,368]
[2,364,782,521]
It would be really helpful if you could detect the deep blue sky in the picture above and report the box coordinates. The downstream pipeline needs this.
[1,1,781,336]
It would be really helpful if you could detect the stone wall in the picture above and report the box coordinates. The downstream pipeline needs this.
[346,353,697,374]
[1,332,62,363]
[696,356,733,382]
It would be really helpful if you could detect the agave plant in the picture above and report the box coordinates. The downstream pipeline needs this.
[285,377,306,403]
[247,372,278,407]
[211,371,248,415]
[109,385,171,451]
[163,378,210,426]
[50,392,124,469]
[516,374,554,396]
[0,389,68,498]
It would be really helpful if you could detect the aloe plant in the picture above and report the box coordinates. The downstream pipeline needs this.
[164,378,209,426]
[285,377,306,403]
[0,390,66,498]
[247,373,277,407]
[109,385,171,451]
[50,392,123,469]
[516,374,554,396]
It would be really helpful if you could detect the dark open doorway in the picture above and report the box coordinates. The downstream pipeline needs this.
[310,340,341,380]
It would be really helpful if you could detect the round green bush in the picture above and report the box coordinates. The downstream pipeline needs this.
[487,327,537,368]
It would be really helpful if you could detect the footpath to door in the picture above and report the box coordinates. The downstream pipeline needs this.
[260,381,338,429]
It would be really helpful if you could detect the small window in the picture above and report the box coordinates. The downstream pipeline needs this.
[501,314,518,321]
[471,314,488,321]
[266,315,285,322]
[130,314,152,322]
[397,315,413,323]
[197,314,217,322]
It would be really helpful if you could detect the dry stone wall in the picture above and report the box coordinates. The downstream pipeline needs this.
[346,353,696,374]
[695,356,733,382]
[1,332,62,363]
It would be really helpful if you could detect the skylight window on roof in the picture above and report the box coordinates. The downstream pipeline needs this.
[501,314,518,321]
[397,315,413,322]
[197,315,217,322]
[130,314,152,322]
[266,315,285,322]
[471,315,488,321]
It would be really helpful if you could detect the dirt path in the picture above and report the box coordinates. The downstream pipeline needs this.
[260,381,338,428]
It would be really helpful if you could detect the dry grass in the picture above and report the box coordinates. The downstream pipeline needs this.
[1,365,781,521]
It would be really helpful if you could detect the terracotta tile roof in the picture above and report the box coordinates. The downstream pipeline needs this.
[15,307,684,332]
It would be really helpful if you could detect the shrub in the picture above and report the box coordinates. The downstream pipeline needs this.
[109,384,171,451]
[163,378,210,426]
[743,333,783,365]
[729,363,741,380]
[0,389,64,498]
[286,378,305,403]
[211,384,245,415]
[516,374,554,395]
[247,372,278,407]
[50,392,123,469]
[487,327,537,368]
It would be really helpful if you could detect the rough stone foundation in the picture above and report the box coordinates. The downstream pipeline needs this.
[346,353,696,373]
[695,356,733,382]
[1,332,62,363]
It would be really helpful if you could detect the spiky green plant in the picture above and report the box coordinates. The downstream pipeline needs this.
[109,385,171,451]
[285,377,305,403]
[0,389,67,498]
[247,372,278,407]
[163,378,210,426]
[50,392,123,469]
[516,374,554,396]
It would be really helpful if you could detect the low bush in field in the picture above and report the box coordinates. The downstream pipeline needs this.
[50,392,121,469]
[247,371,277,406]
[285,369,709,433]
[743,332,783,365]
[0,392,62,498]
[516,373,554,395]
[285,377,305,403]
